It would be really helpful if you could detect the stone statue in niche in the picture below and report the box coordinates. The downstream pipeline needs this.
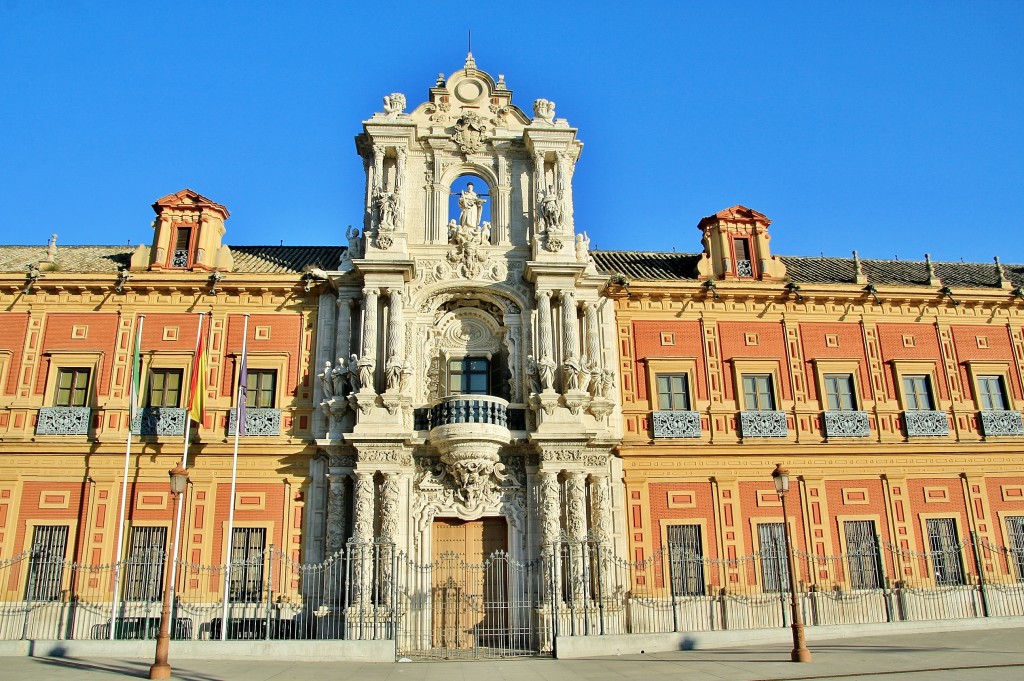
[382,92,406,117]
[332,358,350,395]
[385,356,403,392]
[526,355,542,395]
[357,356,376,392]
[538,355,556,391]
[318,361,334,399]
[533,98,555,124]
[562,356,581,391]
[540,185,562,231]
[374,185,400,231]
[458,183,486,229]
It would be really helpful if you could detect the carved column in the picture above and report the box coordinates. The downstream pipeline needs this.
[372,145,385,193]
[379,473,401,607]
[588,474,611,548]
[494,157,511,245]
[336,297,354,363]
[565,471,588,601]
[536,290,554,363]
[351,471,375,608]
[532,151,545,241]
[561,290,579,392]
[584,302,601,369]
[538,470,562,602]
[325,473,349,556]
[385,288,404,392]
[360,287,379,393]
[557,151,573,233]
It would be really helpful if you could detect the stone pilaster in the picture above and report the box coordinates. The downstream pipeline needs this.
[537,289,554,364]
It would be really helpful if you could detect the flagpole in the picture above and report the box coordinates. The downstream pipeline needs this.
[168,312,207,614]
[109,313,145,639]
[220,313,249,639]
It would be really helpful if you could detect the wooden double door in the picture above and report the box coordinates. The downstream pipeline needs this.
[431,517,509,651]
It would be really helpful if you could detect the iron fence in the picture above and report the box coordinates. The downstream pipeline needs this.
[0,534,1021,649]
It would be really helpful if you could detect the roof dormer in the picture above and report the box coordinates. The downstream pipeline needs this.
[131,189,233,272]
[695,205,786,281]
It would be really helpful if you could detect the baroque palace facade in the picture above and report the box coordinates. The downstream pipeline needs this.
[0,56,1023,653]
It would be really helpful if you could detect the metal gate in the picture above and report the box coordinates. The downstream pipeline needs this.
[395,549,549,659]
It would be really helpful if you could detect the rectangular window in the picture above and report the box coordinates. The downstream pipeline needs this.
[734,238,753,277]
[229,527,266,602]
[171,227,192,268]
[657,374,690,410]
[926,517,964,586]
[666,524,704,596]
[1006,516,1024,582]
[27,525,69,601]
[844,520,882,589]
[147,369,183,408]
[123,526,167,601]
[448,357,489,396]
[758,522,789,592]
[902,375,934,411]
[742,374,775,411]
[246,369,277,408]
[978,375,1008,411]
[824,374,856,411]
[55,368,90,407]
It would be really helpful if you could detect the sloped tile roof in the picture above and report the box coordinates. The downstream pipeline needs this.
[0,245,346,275]
[592,251,1024,289]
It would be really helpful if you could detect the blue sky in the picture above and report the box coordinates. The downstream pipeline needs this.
[2,1,1022,264]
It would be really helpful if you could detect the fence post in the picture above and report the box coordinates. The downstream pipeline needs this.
[666,541,679,633]
[969,532,990,618]
[594,541,605,636]
[876,534,893,623]
[264,545,274,640]
[21,550,36,640]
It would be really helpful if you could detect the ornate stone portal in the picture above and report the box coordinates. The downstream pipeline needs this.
[309,57,625,589]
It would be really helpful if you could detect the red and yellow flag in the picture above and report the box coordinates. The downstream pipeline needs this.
[187,316,208,424]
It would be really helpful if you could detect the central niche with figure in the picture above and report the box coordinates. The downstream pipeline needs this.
[448,175,491,241]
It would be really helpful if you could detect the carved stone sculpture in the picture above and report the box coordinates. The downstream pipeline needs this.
[575,232,591,263]
[375,186,400,232]
[385,357,403,392]
[457,183,486,229]
[318,361,334,399]
[357,356,375,392]
[533,98,555,123]
[382,92,406,117]
[540,185,562,231]
[331,359,349,395]
[562,356,580,392]
[345,226,362,259]
[527,354,542,395]
[346,353,361,392]
[452,111,489,154]
[538,355,556,391]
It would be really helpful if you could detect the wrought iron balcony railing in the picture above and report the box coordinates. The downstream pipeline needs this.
[652,410,701,438]
[980,410,1024,437]
[35,407,91,436]
[424,395,509,430]
[228,408,282,436]
[740,410,788,438]
[823,410,871,438]
[902,410,949,437]
[131,407,187,437]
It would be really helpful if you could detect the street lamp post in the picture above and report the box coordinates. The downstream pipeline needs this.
[150,463,189,680]
[771,463,812,663]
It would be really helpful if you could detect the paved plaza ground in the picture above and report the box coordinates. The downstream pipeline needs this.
[1,626,1022,681]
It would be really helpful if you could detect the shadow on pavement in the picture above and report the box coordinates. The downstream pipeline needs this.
[29,656,226,681]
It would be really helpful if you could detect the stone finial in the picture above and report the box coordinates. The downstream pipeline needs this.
[44,234,57,263]
[995,256,1011,289]
[925,253,941,286]
[852,249,867,284]
[435,73,446,87]
[382,93,406,117]
[496,74,507,90]
[464,51,477,70]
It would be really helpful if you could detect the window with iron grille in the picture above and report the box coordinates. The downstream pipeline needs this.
[666,524,704,596]
[978,375,1009,411]
[123,526,167,601]
[229,527,266,602]
[1005,516,1024,582]
[55,368,90,407]
[926,517,965,586]
[734,238,753,277]
[824,374,857,411]
[27,525,69,601]
[743,374,775,411]
[657,374,690,410]
[245,369,276,408]
[448,357,489,396]
[844,520,883,589]
[147,369,183,408]
[902,375,935,411]
[758,522,789,592]
[171,227,192,268]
